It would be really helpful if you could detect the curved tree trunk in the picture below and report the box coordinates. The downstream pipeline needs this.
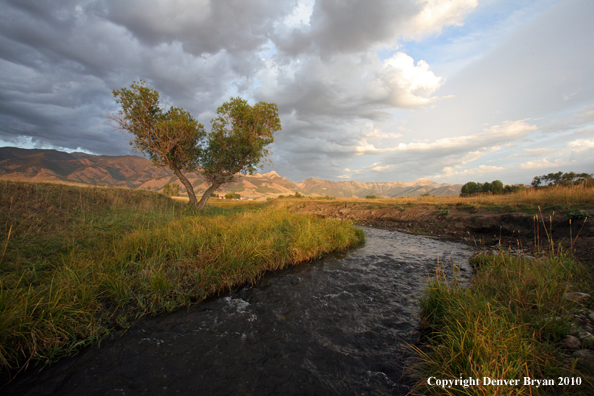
[171,166,198,206]
[196,181,222,209]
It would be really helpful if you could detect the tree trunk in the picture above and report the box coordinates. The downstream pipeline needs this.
[197,181,222,209]
[171,166,198,206]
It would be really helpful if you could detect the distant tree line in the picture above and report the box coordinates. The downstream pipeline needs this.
[460,171,593,197]
[277,192,305,199]
[531,171,593,188]
[460,180,526,197]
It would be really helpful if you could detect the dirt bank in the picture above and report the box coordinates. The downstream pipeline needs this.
[290,201,594,267]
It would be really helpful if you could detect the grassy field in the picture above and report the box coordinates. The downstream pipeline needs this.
[276,185,594,214]
[412,251,594,395]
[0,180,364,374]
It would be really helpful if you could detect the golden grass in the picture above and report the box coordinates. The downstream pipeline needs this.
[412,252,594,395]
[0,180,364,373]
[276,185,594,213]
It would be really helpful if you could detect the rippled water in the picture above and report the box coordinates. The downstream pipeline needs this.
[5,227,473,396]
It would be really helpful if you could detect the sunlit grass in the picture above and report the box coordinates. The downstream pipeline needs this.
[412,252,594,395]
[0,180,364,373]
[278,185,594,213]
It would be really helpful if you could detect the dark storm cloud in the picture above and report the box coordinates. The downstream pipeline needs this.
[101,0,294,56]
[275,0,419,56]
[0,0,296,154]
[0,0,427,158]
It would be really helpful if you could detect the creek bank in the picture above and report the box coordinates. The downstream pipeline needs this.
[290,201,594,267]
[3,227,472,396]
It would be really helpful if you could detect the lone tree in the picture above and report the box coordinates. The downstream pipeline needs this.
[109,81,281,208]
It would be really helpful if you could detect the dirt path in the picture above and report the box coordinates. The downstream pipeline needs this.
[290,201,594,267]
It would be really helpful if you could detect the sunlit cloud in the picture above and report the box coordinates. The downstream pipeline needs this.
[520,158,565,169]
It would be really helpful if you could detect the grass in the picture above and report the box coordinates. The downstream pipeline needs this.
[0,180,364,375]
[281,185,594,214]
[411,251,594,395]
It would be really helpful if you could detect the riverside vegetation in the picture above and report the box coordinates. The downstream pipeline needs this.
[0,179,364,377]
[412,251,594,395]
[410,184,594,395]
[279,185,594,395]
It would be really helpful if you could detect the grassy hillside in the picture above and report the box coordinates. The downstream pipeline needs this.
[0,180,364,374]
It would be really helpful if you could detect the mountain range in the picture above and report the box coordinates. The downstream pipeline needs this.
[0,147,461,199]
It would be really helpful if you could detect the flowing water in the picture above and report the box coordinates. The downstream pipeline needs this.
[5,227,473,396]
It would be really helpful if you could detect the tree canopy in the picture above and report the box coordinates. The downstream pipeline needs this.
[110,81,280,208]
[531,171,593,188]
[460,180,523,197]
[197,97,281,208]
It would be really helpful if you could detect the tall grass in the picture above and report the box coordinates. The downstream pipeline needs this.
[0,180,364,374]
[412,252,594,395]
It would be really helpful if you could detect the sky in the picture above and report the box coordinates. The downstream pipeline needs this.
[0,0,593,184]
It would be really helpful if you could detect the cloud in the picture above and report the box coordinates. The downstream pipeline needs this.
[349,119,538,182]
[366,52,445,108]
[567,138,594,151]
[0,135,97,155]
[355,120,536,154]
[520,158,564,170]
[0,0,591,186]
[540,104,594,135]
[102,0,294,56]
[522,148,559,156]
[404,0,478,40]
[431,164,504,179]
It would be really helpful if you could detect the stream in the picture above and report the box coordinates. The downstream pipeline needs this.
[5,227,473,396]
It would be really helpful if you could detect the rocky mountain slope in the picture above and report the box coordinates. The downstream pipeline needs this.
[0,147,461,198]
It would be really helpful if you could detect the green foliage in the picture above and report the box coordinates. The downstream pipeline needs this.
[201,97,281,179]
[112,81,205,173]
[439,209,450,216]
[532,171,593,188]
[162,183,179,196]
[461,179,515,197]
[365,195,377,199]
[503,184,527,194]
[224,193,241,199]
[277,192,305,199]
[490,179,503,194]
[111,82,281,209]
[460,181,480,196]
[566,210,589,223]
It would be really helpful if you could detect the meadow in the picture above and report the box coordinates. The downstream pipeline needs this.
[0,180,364,375]
[282,184,594,213]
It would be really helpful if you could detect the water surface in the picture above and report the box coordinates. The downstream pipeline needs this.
[5,227,472,396]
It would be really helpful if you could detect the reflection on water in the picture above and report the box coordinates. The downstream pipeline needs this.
[5,227,472,396]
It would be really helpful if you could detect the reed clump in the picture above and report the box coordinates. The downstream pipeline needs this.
[412,252,594,395]
[0,180,364,374]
